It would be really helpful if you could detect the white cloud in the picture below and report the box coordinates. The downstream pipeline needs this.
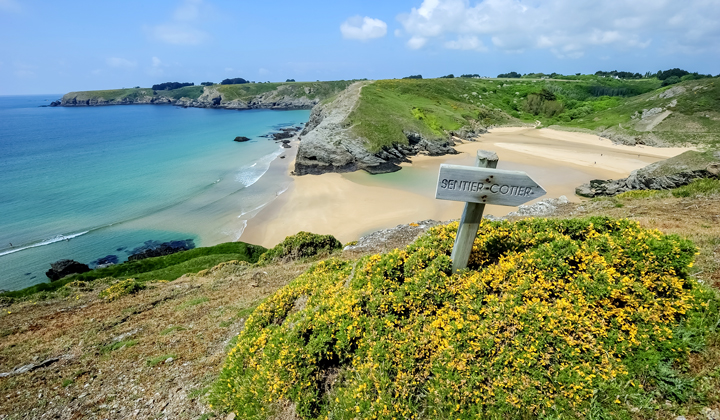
[147,56,165,76]
[148,0,210,46]
[444,35,487,51]
[407,36,427,49]
[106,57,137,68]
[149,24,208,45]
[340,16,388,40]
[0,0,21,13]
[173,0,202,21]
[397,0,720,55]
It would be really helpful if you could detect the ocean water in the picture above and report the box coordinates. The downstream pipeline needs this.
[0,95,309,291]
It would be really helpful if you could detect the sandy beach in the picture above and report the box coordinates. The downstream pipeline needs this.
[240,127,693,247]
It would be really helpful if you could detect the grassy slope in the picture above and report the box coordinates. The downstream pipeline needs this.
[155,85,205,100]
[347,78,520,152]
[1,242,266,299]
[215,80,355,102]
[344,76,719,152]
[63,88,155,101]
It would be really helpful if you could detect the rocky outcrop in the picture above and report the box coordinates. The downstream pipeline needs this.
[58,84,326,110]
[506,196,570,217]
[234,136,251,142]
[45,260,91,281]
[576,151,720,197]
[127,239,195,262]
[294,82,460,175]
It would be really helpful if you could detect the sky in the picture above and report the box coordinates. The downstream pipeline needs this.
[1,0,719,95]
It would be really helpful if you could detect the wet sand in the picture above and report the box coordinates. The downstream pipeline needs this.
[240,127,693,247]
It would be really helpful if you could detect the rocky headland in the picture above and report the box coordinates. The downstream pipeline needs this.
[52,81,354,111]
[576,150,720,197]
[293,81,472,175]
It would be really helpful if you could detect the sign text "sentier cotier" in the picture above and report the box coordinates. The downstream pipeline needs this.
[439,179,535,197]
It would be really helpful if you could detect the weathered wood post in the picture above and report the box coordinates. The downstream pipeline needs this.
[435,149,546,272]
[450,150,498,273]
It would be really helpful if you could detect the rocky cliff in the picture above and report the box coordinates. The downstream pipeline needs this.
[294,81,461,175]
[54,82,353,110]
[576,150,720,197]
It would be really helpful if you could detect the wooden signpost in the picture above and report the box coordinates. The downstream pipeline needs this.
[435,150,546,272]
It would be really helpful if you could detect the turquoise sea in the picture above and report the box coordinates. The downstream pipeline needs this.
[0,95,309,291]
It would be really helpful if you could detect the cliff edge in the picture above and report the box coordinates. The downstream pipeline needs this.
[294,81,462,175]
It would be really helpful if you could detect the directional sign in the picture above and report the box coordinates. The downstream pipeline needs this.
[435,164,546,207]
[436,150,548,273]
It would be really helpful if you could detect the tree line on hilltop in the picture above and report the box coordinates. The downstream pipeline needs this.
[146,77,300,90]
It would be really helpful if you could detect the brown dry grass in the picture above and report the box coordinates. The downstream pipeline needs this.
[0,261,311,419]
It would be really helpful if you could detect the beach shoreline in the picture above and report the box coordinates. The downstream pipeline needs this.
[240,127,694,247]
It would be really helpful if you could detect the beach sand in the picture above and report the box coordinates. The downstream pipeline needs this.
[240,127,693,247]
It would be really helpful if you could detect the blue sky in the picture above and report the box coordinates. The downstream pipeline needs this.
[1,0,718,95]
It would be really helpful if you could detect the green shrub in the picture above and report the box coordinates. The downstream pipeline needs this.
[99,279,145,301]
[258,232,342,264]
[662,76,681,87]
[211,218,718,419]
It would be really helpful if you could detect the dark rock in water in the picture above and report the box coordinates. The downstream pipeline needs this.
[127,239,195,262]
[116,246,127,252]
[234,136,251,142]
[46,259,91,281]
[272,131,295,140]
[281,143,291,149]
[49,100,61,107]
[25,272,31,276]
[90,255,119,269]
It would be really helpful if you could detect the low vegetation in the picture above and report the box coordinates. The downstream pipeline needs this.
[211,218,719,419]
[1,241,266,300]
[215,80,355,102]
[258,231,342,264]
[343,74,719,152]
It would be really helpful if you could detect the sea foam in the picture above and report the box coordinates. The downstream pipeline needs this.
[0,231,89,257]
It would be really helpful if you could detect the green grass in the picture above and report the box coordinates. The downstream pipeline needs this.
[1,241,266,299]
[177,296,209,310]
[343,76,719,151]
[160,325,187,335]
[156,85,204,100]
[100,339,138,354]
[215,80,355,102]
[63,88,154,102]
[146,353,177,367]
[671,178,720,197]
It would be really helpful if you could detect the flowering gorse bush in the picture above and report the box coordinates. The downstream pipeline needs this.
[99,278,145,301]
[211,217,718,419]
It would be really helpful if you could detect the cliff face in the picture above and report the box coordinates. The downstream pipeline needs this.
[293,82,460,175]
[57,84,331,110]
